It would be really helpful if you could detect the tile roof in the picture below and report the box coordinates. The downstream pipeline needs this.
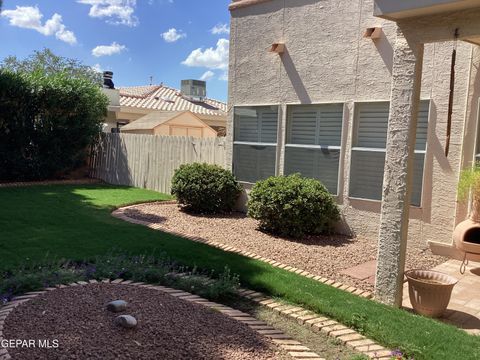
[119,85,227,117]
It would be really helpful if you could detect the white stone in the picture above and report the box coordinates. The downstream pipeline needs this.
[106,300,128,313]
[115,315,137,329]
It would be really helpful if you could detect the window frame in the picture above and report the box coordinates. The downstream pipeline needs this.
[284,102,346,196]
[475,101,480,163]
[232,104,281,185]
[348,99,431,208]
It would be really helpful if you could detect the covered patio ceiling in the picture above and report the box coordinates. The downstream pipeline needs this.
[374,0,480,21]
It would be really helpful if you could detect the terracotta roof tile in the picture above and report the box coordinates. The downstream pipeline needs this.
[119,85,227,117]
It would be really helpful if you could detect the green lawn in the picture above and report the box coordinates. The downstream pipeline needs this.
[1,184,479,360]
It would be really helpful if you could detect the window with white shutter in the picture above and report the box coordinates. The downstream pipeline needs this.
[284,104,344,194]
[233,106,279,183]
[349,101,430,206]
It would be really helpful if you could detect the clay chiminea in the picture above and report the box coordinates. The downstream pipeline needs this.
[453,167,480,254]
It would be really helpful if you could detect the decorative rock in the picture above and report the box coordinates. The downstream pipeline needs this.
[106,300,128,313]
[115,315,137,329]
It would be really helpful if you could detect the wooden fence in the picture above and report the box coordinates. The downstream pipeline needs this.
[90,133,227,194]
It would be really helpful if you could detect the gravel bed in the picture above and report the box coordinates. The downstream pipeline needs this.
[4,284,287,360]
[124,203,447,291]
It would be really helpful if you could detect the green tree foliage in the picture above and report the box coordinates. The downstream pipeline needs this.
[0,70,108,181]
[1,48,102,85]
[247,174,340,238]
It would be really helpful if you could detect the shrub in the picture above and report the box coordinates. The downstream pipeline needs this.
[247,174,340,238]
[458,165,480,202]
[0,70,108,181]
[171,163,242,214]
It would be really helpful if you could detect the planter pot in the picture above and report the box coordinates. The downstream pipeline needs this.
[405,270,458,318]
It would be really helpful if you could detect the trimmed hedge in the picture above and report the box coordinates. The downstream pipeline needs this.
[247,174,340,238]
[0,70,108,181]
[171,163,242,214]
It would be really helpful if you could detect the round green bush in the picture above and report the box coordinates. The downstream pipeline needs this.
[171,163,243,214]
[247,174,340,238]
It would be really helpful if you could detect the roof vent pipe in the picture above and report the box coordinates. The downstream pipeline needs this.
[103,71,115,89]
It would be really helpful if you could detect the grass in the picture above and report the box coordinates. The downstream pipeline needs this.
[0,184,479,359]
[227,296,366,360]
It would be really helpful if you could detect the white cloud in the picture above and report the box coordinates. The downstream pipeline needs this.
[210,23,229,35]
[1,6,77,45]
[200,70,215,81]
[161,28,186,43]
[92,42,127,57]
[219,71,228,81]
[91,63,103,73]
[182,38,229,70]
[77,0,138,27]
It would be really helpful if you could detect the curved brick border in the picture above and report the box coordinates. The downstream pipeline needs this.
[0,280,324,360]
[0,179,101,188]
[236,289,392,360]
[112,203,373,300]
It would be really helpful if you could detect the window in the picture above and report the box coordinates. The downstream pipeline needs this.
[284,104,344,194]
[233,106,278,183]
[349,101,430,206]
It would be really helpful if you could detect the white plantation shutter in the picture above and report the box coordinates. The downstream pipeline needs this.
[349,101,429,206]
[284,104,343,194]
[233,106,278,183]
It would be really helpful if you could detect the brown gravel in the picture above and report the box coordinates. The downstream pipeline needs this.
[4,284,287,360]
[124,203,447,291]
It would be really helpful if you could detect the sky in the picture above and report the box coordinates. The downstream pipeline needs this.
[0,0,231,101]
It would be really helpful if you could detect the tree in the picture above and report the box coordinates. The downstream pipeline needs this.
[0,70,108,181]
[1,48,102,85]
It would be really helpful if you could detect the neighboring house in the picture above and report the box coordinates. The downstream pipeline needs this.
[120,110,218,138]
[227,0,480,302]
[103,79,227,136]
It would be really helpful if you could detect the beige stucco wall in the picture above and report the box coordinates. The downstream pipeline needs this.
[121,129,154,135]
[122,112,218,138]
[228,0,478,246]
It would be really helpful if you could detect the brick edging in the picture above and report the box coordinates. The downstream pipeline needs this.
[236,288,392,360]
[0,281,325,360]
[0,179,101,188]
[112,203,372,300]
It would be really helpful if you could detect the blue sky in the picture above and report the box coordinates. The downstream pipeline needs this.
[0,0,231,101]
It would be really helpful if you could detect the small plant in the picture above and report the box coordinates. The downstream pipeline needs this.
[458,165,480,220]
[458,165,480,201]
[388,349,415,360]
[0,252,240,303]
[171,163,243,214]
[247,174,340,238]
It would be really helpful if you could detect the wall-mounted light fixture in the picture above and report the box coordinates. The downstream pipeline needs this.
[269,43,285,54]
[363,27,382,40]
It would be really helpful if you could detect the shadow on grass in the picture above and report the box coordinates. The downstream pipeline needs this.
[1,184,480,359]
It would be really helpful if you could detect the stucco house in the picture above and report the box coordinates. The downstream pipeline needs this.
[119,110,218,138]
[227,0,480,304]
[103,79,227,137]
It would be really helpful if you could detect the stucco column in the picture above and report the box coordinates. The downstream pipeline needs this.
[375,28,424,306]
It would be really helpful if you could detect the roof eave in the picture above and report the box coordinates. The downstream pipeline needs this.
[229,0,275,11]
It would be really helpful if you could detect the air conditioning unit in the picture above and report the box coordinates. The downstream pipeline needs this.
[181,79,207,102]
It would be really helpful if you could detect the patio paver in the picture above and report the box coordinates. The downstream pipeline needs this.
[402,259,480,335]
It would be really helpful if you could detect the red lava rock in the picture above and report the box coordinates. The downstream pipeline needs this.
[124,203,447,292]
[4,284,286,360]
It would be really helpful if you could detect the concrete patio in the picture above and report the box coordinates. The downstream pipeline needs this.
[402,259,480,335]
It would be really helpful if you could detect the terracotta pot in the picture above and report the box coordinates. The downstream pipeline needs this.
[405,270,458,318]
